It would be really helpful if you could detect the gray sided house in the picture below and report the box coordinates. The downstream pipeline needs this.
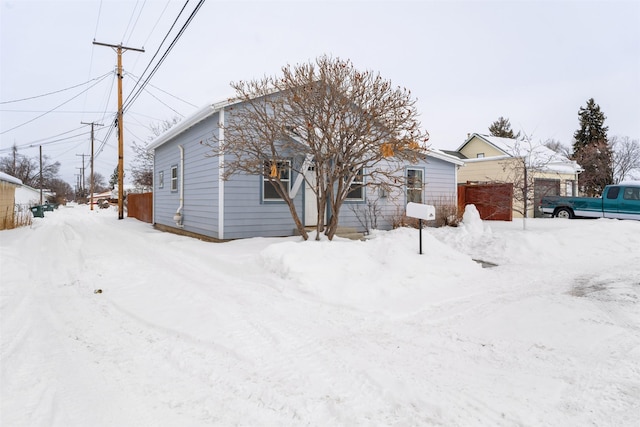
[148,99,463,240]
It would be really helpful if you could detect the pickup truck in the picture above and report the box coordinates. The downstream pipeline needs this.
[539,183,640,220]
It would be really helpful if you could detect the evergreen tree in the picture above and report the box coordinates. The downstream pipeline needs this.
[572,98,613,196]
[109,167,119,190]
[489,117,521,139]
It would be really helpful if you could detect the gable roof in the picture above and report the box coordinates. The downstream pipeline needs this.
[456,133,582,174]
[456,133,519,155]
[149,95,462,169]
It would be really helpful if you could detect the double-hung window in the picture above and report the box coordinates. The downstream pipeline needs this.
[346,168,365,200]
[407,168,423,203]
[263,160,290,201]
[170,166,178,192]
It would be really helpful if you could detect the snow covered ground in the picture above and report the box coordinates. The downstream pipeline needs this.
[1,204,639,426]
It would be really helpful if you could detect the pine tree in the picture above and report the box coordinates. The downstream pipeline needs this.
[489,117,521,139]
[109,167,119,190]
[572,98,613,196]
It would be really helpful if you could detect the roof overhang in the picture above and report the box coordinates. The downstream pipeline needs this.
[427,149,465,166]
[147,97,241,152]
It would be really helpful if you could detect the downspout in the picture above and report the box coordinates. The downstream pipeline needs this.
[152,152,156,224]
[218,108,225,239]
[173,144,185,227]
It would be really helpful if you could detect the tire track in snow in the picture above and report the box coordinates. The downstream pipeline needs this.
[562,272,640,425]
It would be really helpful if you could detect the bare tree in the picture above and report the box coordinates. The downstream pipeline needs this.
[610,135,640,183]
[130,117,180,191]
[90,172,108,193]
[0,144,60,188]
[544,138,572,158]
[47,179,74,204]
[500,133,563,230]
[209,55,429,240]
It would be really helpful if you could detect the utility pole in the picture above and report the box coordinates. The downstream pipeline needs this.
[76,153,86,197]
[93,40,144,219]
[81,122,103,210]
[76,167,85,199]
[75,174,81,199]
[39,145,43,205]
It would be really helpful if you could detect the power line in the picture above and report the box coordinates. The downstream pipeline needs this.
[0,72,111,104]
[125,0,149,46]
[123,0,206,114]
[83,0,105,124]
[142,0,173,49]
[0,126,111,153]
[0,73,112,135]
[125,71,198,108]
[123,72,184,117]
[122,0,192,111]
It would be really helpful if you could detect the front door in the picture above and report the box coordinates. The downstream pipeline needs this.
[304,167,318,226]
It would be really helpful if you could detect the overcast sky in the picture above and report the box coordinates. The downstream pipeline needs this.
[1,0,639,187]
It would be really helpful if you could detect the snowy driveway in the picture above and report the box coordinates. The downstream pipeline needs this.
[1,205,639,426]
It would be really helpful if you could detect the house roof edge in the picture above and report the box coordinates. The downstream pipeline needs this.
[427,149,465,165]
[147,97,240,151]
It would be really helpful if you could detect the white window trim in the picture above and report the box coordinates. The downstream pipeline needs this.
[262,160,291,202]
[170,165,178,192]
[346,168,365,201]
[407,167,424,204]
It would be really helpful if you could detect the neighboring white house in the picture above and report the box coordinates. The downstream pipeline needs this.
[15,184,45,211]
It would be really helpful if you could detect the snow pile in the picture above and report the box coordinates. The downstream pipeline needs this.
[260,227,481,314]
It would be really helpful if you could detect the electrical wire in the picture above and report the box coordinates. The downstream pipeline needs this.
[97,69,117,125]
[91,0,205,166]
[0,71,111,104]
[125,0,148,46]
[142,0,173,49]
[122,0,141,45]
[93,0,103,40]
[83,0,105,123]
[126,71,198,108]
[0,73,112,135]
[141,88,184,118]
[0,128,92,152]
[123,0,206,114]
[123,73,184,117]
[0,110,116,114]
[122,0,192,111]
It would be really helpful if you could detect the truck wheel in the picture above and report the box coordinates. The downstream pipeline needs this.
[554,208,573,219]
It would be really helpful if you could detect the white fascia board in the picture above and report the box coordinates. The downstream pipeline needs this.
[427,149,465,166]
[462,154,512,163]
[147,105,217,151]
[454,132,480,151]
[147,96,241,152]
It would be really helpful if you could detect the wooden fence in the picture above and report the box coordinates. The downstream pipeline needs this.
[458,183,513,221]
[127,192,153,223]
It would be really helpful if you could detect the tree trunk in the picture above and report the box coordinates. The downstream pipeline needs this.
[285,199,308,240]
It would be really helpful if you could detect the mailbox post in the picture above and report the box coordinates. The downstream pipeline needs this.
[406,202,436,254]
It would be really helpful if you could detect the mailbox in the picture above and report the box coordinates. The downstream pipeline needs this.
[406,202,435,221]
